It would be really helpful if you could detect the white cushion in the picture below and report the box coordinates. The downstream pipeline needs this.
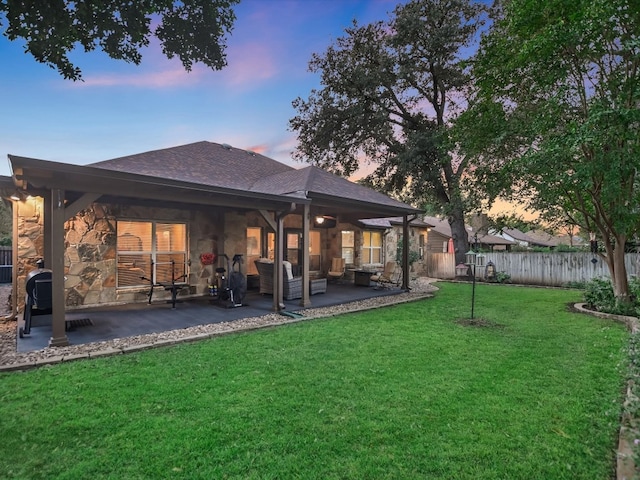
[282,260,294,280]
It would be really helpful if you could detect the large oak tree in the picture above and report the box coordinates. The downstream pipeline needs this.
[290,0,487,264]
[461,0,640,301]
[1,0,239,80]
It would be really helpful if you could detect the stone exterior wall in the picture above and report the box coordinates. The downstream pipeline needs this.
[385,225,430,278]
[15,198,429,310]
[15,197,45,312]
[15,198,224,311]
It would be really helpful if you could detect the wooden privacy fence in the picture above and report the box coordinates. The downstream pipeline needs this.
[427,253,456,279]
[427,251,640,287]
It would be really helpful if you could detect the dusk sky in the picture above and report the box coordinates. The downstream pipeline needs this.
[0,0,408,179]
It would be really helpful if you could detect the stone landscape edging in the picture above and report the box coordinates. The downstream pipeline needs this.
[574,302,639,480]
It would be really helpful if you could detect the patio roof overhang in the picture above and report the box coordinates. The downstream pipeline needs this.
[304,191,421,222]
[9,155,309,213]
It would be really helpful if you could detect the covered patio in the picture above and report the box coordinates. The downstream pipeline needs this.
[4,142,421,350]
[17,281,405,353]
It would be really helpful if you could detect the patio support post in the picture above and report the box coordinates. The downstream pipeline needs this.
[274,213,285,311]
[49,188,69,347]
[43,191,52,266]
[300,204,311,307]
[402,215,411,290]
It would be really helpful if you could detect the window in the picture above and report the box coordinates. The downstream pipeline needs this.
[362,231,382,265]
[419,233,426,259]
[309,230,321,272]
[246,227,262,276]
[286,231,301,269]
[341,230,355,264]
[117,220,187,288]
[285,229,322,274]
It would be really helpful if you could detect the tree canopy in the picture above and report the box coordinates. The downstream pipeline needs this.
[0,0,239,80]
[460,0,640,299]
[290,0,487,263]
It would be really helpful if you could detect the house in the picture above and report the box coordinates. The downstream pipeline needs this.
[422,216,456,254]
[358,216,434,277]
[493,227,557,249]
[423,216,513,253]
[2,141,420,347]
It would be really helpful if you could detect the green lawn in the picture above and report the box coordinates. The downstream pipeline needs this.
[0,283,629,479]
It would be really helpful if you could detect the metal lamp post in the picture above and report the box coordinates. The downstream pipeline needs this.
[465,233,485,319]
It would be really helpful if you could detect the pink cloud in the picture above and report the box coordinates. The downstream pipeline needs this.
[67,40,278,90]
[75,65,206,88]
[218,41,278,89]
[245,143,269,155]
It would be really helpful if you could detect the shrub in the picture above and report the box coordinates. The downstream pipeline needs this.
[495,271,511,283]
[583,277,638,316]
[396,239,420,266]
[555,244,587,252]
[583,278,614,311]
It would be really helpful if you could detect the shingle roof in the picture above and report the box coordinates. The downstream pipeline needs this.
[385,216,434,228]
[501,228,556,247]
[89,141,417,212]
[252,166,415,211]
[91,141,294,191]
[423,216,513,246]
[423,216,454,237]
[358,218,392,228]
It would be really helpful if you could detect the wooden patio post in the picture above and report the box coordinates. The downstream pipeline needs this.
[300,204,311,307]
[402,215,410,291]
[274,213,285,311]
[49,188,69,347]
[43,191,52,266]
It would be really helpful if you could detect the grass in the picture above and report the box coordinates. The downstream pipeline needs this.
[0,283,630,479]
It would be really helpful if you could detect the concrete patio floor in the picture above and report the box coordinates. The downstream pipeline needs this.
[17,282,404,353]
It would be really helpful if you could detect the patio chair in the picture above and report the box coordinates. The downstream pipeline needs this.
[370,261,399,289]
[254,259,303,300]
[327,257,346,282]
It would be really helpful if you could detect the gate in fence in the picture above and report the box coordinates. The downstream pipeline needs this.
[0,246,12,283]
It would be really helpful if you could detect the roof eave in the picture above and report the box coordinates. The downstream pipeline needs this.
[9,155,310,209]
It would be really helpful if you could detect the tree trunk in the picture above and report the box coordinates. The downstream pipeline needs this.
[602,233,630,304]
[448,207,469,266]
[612,243,630,303]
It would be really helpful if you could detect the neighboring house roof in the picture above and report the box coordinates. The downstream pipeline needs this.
[526,229,587,247]
[422,216,453,238]
[525,229,561,247]
[497,228,556,248]
[422,216,513,247]
[470,230,514,247]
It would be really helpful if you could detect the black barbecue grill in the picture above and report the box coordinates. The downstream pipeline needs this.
[19,261,53,338]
